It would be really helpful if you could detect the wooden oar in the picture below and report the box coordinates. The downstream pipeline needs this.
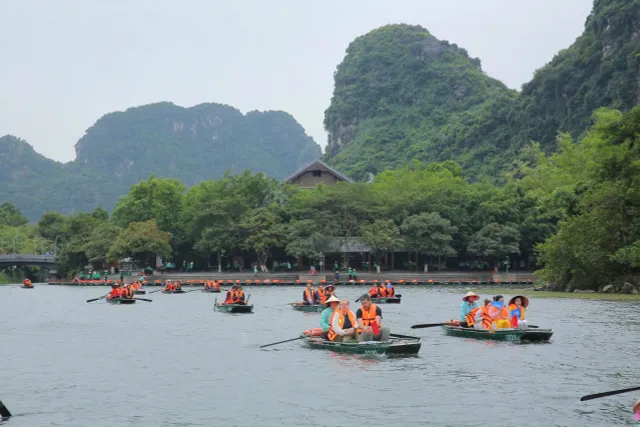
[411,323,454,329]
[246,294,251,304]
[390,333,419,339]
[580,386,640,401]
[185,289,201,293]
[135,297,153,302]
[86,294,109,303]
[149,288,166,294]
[259,337,303,349]
[0,400,11,418]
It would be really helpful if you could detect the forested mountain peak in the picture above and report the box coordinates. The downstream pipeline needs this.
[323,23,520,179]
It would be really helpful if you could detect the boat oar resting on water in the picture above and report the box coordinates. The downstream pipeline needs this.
[580,385,640,401]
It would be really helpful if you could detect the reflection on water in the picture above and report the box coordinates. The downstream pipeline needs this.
[1,284,639,426]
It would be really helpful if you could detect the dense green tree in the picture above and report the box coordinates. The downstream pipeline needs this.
[359,219,401,266]
[0,202,28,227]
[237,206,287,271]
[107,220,172,264]
[467,223,521,269]
[400,212,457,269]
[285,219,332,264]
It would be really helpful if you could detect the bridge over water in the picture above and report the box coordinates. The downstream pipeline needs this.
[0,254,57,267]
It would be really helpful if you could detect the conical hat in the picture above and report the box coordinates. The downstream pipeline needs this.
[462,291,479,301]
[508,295,529,308]
[325,295,340,305]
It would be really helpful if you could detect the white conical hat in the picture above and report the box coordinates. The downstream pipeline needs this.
[325,295,340,305]
[462,291,479,301]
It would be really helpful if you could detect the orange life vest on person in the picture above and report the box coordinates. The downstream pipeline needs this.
[465,307,481,327]
[507,304,526,320]
[327,310,358,341]
[109,288,119,298]
[23,279,32,287]
[480,306,493,329]
[317,289,326,304]
[304,289,316,303]
[359,303,379,326]
[386,286,395,296]
[368,286,379,297]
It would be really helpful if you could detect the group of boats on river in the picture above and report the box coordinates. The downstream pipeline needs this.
[28,276,554,356]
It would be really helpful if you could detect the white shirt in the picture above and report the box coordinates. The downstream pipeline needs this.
[330,310,356,336]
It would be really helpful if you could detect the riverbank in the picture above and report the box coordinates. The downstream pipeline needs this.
[466,288,640,301]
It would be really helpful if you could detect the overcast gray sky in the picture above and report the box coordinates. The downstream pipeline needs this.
[1,0,593,163]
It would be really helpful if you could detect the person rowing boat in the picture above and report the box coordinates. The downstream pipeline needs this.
[204,280,220,291]
[356,295,389,341]
[320,295,340,338]
[22,279,33,288]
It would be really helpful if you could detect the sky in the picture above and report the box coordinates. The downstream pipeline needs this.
[1,0,594,163]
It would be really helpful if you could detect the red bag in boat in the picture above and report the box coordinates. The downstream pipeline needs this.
[371,320,380,335]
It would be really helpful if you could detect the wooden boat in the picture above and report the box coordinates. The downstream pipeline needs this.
[214,302,254,314]
[162,289,186,294]
[441,325,552,342]
[371,296,401,304]
[300,335,421,355]
[134,290,146,295]
[106,297,136,305]
[20,285,34,289]
[201,288,221,293]
[290,303,325,312]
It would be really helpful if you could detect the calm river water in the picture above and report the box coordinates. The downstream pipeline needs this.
[1,284,639,426]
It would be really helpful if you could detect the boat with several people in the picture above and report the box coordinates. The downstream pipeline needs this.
[371,296,401,304]
[214,301,254,313]
[106,297,136,305]
[300,334,421,355]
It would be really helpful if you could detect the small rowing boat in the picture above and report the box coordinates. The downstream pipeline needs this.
[290,303,325,312]
[162,289,186,294]
[371,296,401,304]
[441,325,553,342]
[201,288,221,293]
[300,335,421,355]
[106,297,136,305]
[214,302,254,313]
[20,285,34,289]
[134,290,146,295]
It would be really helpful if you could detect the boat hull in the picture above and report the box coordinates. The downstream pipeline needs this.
[300,336,421,355]
[291,303,325,312]
[214,303,254,314]
[134,290,146,295]
[162,290,186,294]
[202,289,221,293]
[371,297,401,304]
[106,297,136,305]
[441,325,552,342]
[20,286,34,289]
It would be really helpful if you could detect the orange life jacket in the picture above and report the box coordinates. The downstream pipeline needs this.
[480,306,493,329]
[23,279,32,287]
[508,304,526,320]
[359,303,379,326]
[368,287,378,297]
[304,289,316,303]
[465,307,481,327]
[386,286,395,296]
[317,289,326,304]
[109,288,119,298]
[328,310,358,341]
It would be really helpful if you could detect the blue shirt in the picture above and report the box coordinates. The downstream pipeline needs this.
[320,307,333,331]
[460,301,478,321]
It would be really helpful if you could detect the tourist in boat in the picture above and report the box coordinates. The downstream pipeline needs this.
[356,295,389,342]
[491,295,511,329]
[324,284,336,298]
[508,295,529,329]
[164,281,176,291]
[22,279,33,288]
[368,284,380,297]
[471,299,501,330]
[378,283,388,297]
[459,291,480,321]
[317,285,326,304]
[328,299,359,342]
[108,284,121,299]
[175,282,182,291]
[303,283,319,305]
[386,283,395,297]
[320,295,340,338]
[224,285,246,305]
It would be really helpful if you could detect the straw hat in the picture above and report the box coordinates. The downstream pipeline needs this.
[508,295,529,308]
[462,291,479,302]
[325,295,340,306]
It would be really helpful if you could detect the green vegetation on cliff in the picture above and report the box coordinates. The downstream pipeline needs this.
[324,0,640,179]
[0,102,320,221]
[324,24,520,180]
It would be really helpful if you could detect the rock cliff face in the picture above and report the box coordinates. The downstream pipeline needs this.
[0,103,321,221]
[324,0,640,178]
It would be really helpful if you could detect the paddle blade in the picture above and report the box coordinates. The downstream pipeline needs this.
[135,298,153,302]
[259,337,302,349]
[580,386,640,401]
[0,400,11,418]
